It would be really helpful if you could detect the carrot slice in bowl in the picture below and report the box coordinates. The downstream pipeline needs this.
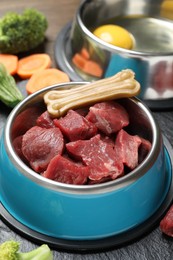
[0,54,18,75]
[72,53,86,69]
[17,53,52,79]
[26,68,70,94]
[83,60,103,78]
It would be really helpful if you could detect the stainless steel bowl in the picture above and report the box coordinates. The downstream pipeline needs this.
[68,0,173,108]
[0,82,172,244]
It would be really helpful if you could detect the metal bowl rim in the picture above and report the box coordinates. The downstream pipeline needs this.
[76,0,173,56]
[3,82,162,195]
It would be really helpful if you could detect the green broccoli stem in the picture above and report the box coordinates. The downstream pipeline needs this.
[0,241,53,260]
[18,244,53,260]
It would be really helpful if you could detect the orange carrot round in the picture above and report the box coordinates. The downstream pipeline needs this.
[72,52,103,78]
[0,54,18,75]
[26,68,70,94]
[83,60,103,78]
[72,53,86,69]
[17,53,52,79]
[80,48,90,60]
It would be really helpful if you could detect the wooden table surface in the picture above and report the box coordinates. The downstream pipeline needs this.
[1,0,173,259]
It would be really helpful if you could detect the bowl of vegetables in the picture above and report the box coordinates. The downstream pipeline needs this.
[67,0,173,109]
[0,70,172,249]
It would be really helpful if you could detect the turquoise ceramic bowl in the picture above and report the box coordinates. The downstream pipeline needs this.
[0,82,169,240]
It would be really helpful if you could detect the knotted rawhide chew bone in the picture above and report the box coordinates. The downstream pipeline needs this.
[44,69,141,117]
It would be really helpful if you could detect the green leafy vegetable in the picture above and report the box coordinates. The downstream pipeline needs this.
[0,8,48,54]
[0,240,53,260]
[0,63,23,107]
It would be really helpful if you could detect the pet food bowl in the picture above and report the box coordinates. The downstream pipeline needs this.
[0,82,172,250]
[55,0,173,109]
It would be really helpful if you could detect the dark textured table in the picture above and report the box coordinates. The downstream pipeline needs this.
[1,1,173,259]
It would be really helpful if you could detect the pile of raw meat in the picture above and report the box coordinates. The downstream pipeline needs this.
[12,100,151,185]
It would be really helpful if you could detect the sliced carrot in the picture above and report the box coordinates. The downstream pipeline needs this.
[26,68,70,94]
[72,50,103,78]
[0,54,18,75]
[72,53,86,69]
[83,60,103,78]
[17,53,52,79]
[80,48,90,60]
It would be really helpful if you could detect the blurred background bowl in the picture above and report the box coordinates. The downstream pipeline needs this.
[55,0,173,109]
[0,82,172,242]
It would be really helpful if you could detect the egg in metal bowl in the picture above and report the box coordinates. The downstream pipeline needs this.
[92,24,134,50]
[0,82,172,248]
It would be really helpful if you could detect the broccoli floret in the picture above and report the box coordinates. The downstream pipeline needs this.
[0,240,53,260]
[0,241,19,260]
[0,8,48,54]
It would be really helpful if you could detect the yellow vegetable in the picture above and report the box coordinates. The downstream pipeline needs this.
[93,24,134,50]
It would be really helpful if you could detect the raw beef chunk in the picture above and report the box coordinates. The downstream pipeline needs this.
[115,129,142,170]
[88,176,112,185]
[43,154,89,185]
[22,126,64,173]
[66,134,124,181]
[160,205,173,237]
[138,137,152,163]
[12,135,27,163]
[100,134,115,148]
[11,106,43,139]
[54,109,97,141]
[36,111,55,128]
[86,101,129,135]
[14,100,152,186]
[75,107,89,117]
